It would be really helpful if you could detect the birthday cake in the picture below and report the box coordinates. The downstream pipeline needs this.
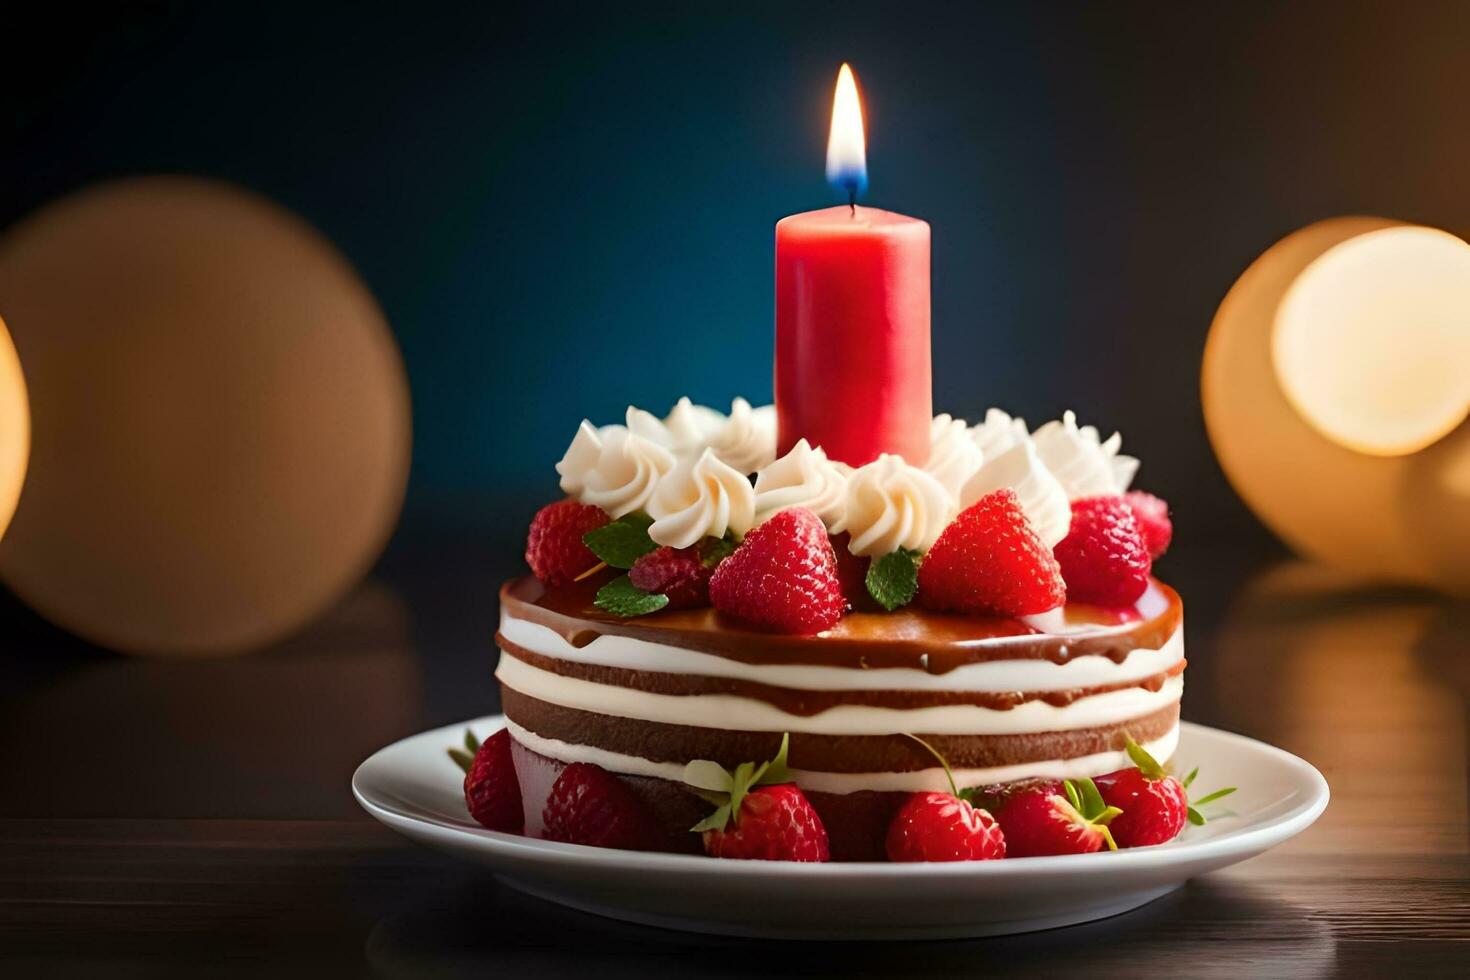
[451,400,1201,862]
[450,64,1228,863]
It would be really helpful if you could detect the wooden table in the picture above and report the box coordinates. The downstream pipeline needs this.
[1,543,1467,976]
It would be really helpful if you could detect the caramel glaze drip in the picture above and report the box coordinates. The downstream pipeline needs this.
[499,575,1183,675]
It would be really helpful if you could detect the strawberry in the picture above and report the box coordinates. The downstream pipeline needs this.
[887,793,1006,862]
[994,776,1122,857]
[1053,496,1152,606]
[709,508,844,634]
[885,735,1005,862]
[703,785,830,861]
[525,499,610,586]
[449,728,523,833]
[829,531,875,611]
[542,762,652,850]
[1124,491,1172,559]
[685,734,830,862]
[1095,737,1236,847]
[628,545,713,609]
[1093,767,1186,847]
[917,489,1066,617]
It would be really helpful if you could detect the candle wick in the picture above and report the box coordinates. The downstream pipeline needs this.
[848,187,856,217]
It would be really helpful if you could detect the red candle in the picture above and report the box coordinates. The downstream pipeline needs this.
[775,65,932,467]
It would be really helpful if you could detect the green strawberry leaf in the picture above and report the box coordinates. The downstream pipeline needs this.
[727,760,758,824]
[448,729,479,773]
[754,733,793,787]
[594,575,670,617]
[583,514,658,569]
[1062,777,1121,849]
[1186,784,1239,825]
[902,733,964,799]
[690,802,732,833]
[866,549,920,611]
[1124,735,1166,780]
[699,533,737,568]
[1182,766,1200,790]
[681,759,733,795]
[683,734,794,834]
[1190,786,1237,807]
[1076,776,1109,820]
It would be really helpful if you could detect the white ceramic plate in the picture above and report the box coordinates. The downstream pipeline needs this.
[353,717,1328,940]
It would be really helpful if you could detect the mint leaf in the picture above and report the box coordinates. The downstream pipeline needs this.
[866,549,920,611]
[583,514,658,569]
[594,575,669,617]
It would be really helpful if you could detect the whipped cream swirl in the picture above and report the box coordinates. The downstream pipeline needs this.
[960,439,1072,547]
[705,397,778,474]
[1032,411,1131,500]
[970,408,1029,459]
[925,414,984,497]
[555,420,605,496]
[832,454,956,557]
[648,448,756,549]
[753,438,850,526]
[627,399,714,455]
[557,423,676,518]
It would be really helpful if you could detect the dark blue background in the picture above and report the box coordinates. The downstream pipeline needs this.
[5,0,1469,565]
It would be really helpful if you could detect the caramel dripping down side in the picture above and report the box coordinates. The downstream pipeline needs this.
[500,576,1183,674]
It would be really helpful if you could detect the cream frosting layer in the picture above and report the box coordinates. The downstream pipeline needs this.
[496,654,1184,736]
[506,719,1181,796]
[498,612,1184,694]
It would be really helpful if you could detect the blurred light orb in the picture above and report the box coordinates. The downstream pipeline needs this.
[1273,226,1470,457]
[0,314,28,542]
[1204,217,1470,594]
[0,177,411,655]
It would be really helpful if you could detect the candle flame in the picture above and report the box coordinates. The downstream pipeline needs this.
[825,63,867,201]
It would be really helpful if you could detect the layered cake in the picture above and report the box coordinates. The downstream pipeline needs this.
[451,65,1225,864]
[474,402,1195,861]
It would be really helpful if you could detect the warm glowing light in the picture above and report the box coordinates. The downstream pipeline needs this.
[1273,226,1470,457]
[0,315,27,543]
[825,63,867,201]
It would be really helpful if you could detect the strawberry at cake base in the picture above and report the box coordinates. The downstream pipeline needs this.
[496,576,1184,860]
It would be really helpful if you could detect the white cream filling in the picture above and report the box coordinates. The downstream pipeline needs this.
[496,654,1183,736]
[506,720,1180,796]
[498,615,1183,695]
